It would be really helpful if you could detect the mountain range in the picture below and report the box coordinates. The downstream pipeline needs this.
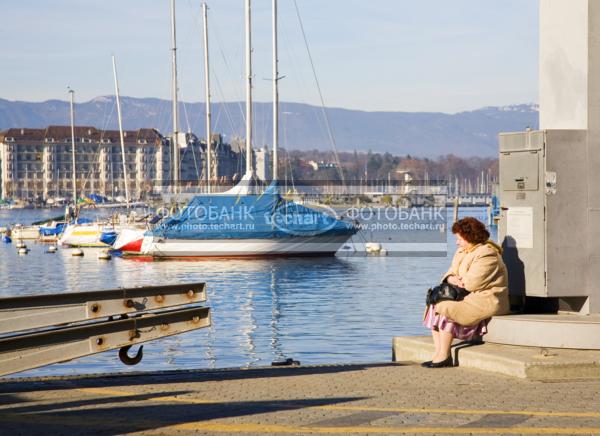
[0,96,539,158]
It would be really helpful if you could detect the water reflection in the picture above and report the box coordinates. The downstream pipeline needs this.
[1,207,492,377]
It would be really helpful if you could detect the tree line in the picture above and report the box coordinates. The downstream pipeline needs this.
[279,149,498,192]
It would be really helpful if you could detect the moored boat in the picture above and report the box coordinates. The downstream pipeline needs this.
[138,0,358,259]
[113,227,146,255]
[59,220,111,247]
[11,225,40,240]
[140,183,358,258]
[39,221,67,242]
[141,234,357,258]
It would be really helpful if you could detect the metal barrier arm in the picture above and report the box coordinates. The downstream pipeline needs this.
[0,283,206,335]
[0,306,211,376]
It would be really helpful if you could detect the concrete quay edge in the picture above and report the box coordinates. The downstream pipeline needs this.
[393,335,600,380]
[485,314,600,349]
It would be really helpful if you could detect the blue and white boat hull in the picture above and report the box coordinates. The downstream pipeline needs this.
[140,234,353,258]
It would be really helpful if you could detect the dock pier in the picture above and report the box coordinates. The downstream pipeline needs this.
[3,360,600,434]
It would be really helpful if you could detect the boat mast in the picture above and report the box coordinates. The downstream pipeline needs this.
[68,87,77,205]
[245,0,254,176]
[202,2,212,193]
[111,55,131,209]
[272,0,279,182]
[170,0,180,193]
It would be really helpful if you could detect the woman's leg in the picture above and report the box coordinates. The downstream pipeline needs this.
[434,329,453,362]
[431,328,441,358]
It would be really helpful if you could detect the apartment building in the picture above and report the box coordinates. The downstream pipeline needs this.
[0,126,243,201]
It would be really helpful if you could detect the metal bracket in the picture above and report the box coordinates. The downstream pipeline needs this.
[0,282,206,334]
[0,283,211,376]
[0,306,210,376]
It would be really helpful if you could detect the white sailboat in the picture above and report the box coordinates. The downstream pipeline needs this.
[108,55,150,253]
[59,221,112,247]
[11,225,41,240]
[58,88,109,247]
[138,0,357,258]
[59,60,137,248]
[115,0,252,257]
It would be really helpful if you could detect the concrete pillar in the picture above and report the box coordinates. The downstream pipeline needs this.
[539,0,600,313]
[540,0,600,132]
[539,0,589,130]
[586,1,600,212]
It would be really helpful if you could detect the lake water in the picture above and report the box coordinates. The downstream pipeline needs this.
[0,206,493,377]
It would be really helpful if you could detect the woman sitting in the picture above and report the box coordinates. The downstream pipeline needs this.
[423,217,509,368]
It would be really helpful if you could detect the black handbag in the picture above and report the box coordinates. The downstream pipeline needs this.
[426,282,469,306]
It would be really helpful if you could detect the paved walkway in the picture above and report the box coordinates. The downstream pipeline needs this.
[1,363,600,435]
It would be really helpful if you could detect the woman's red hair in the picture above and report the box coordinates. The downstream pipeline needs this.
[452,217,489,245]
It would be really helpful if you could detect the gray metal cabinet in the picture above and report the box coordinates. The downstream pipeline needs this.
[498,130,589,307]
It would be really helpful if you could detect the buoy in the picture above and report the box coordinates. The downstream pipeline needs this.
[71,248,84,257]
[365,242,382,253]
[16,241,26,249]
[97,249,112,260]
[47,245,58,253]
[18,247,28,255]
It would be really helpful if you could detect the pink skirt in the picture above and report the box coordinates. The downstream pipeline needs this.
[423,304,488,340]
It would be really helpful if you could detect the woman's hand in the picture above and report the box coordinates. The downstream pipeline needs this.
[447,275,465,288]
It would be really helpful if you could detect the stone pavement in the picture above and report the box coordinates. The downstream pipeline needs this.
[1,362,600,435]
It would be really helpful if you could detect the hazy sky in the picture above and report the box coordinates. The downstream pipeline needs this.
[0,0,539,113]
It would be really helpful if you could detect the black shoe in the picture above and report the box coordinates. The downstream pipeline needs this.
[428,356,453,368]
[420,361,432,368]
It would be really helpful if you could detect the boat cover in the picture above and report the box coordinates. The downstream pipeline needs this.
[39,223,66,236]
[150,183,357,240]
[100,231,118,246]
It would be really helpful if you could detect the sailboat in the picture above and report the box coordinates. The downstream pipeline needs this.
[105,55,152,252]
[58,89,109,247]
[59,58,138,248]
[138,0,357,258]
[112,0,183,255]
[11,224,42,240]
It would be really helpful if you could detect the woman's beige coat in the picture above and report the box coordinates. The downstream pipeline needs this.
[434,241,509,326]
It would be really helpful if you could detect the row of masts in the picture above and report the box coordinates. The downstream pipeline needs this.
[170,0,280,192]
[67,0,277,206]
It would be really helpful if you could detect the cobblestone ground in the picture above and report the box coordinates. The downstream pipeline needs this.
[1,363,600,435]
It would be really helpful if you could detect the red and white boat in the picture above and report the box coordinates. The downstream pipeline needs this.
[112,227,145,255]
